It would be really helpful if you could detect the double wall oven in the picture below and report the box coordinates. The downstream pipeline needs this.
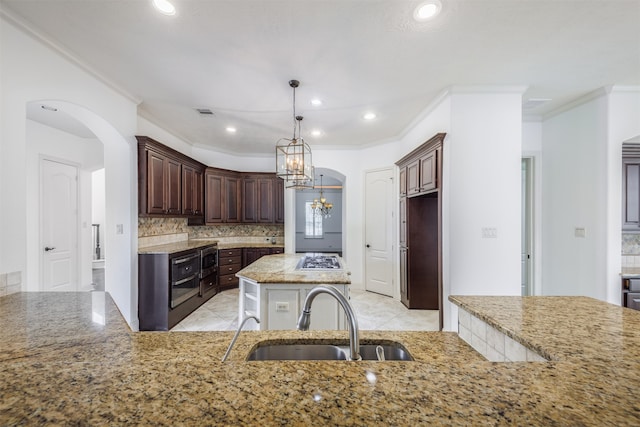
[169,243,218,309]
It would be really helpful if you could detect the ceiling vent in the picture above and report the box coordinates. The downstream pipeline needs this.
[195,108,214,116]
[522,98,551,110]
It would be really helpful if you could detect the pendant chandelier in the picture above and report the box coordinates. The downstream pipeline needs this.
[311,174,333,218]
[275,80,314,189]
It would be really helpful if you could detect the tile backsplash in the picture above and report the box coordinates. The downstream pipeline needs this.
[138,217,284,247]
[622,233,640,255]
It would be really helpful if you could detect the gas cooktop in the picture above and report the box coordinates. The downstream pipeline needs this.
[296,254,342,270]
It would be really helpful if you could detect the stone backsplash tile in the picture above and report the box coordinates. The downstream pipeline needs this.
[138,217,284,242]
[622,233,640,255]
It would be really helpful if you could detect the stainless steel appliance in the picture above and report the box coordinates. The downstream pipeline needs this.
[200,244,218,296]
[170,251,201,308]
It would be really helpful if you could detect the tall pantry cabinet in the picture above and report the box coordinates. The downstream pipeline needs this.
[396,133,445,328]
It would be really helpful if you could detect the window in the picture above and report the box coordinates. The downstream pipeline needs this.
[305,201,323,238]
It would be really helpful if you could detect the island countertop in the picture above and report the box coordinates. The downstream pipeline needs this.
[236,253,351,284]
[2,292,640,425]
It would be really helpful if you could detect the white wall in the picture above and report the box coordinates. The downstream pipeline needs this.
[443,89,524,330]
[541,93,608,298]
[1,15,138,327]
[25,119,103,291]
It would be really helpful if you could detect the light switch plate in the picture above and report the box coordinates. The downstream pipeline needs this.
[482,227,497,238]
[575,227,586,238]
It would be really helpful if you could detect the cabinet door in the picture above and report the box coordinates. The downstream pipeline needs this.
[406,159,420,196]
[182,165,195,215]
[225,176,241,223]
[165,158,182,215]
[399,167,407,197]
[193,168,204,216]
[399,248,408,307]
[258,177,274,223]
[147,151,166,214]
[399,197,407,248]
[419,148,437,192]
[623,159,640,229]
[205,172,223,223]
[274,177,285,223]
[242,177,258,223]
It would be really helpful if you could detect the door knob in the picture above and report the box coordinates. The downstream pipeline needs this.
[366,244,370,248]
[44,246,56,252]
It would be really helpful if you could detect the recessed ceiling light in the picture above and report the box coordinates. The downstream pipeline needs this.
[363,112,377,121]
[152,0,176,16]
[414,0,442,21]
[226,127,237,133]
[311,99,323,106]
[311,129,322,137]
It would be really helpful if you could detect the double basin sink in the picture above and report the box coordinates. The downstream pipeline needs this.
[246,342,413,361]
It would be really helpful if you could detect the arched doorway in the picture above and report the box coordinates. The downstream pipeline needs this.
[24,100,137,327]
[293,168,346,258]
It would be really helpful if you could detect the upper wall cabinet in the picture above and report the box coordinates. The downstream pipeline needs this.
[205,168,241,224]
[397,133,445,198]
[137,136,205,219]
[243,174,283,223]
[623,157,640,231]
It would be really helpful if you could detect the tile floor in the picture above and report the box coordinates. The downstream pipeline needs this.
[171,288,440,331]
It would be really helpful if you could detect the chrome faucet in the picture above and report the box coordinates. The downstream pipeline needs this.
[221,315,260,362]
[297,285,361,361]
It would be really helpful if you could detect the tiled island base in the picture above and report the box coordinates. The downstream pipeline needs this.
[457,307,547,362]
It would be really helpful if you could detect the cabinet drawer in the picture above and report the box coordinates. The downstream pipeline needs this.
[219,273,239,287]
[627,292,640,310]
[219,263,241,275]
[220,255,242,266]
[219,248,242,258]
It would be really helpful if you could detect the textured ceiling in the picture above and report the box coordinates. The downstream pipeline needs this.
[3,0,640,155]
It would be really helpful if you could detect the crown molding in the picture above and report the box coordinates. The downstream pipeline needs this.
[0,7,141,105]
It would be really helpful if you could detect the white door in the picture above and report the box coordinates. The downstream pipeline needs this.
[41,159,78,291]
[364,168,394,297]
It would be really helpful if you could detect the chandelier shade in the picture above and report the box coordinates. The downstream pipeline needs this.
[275,79,314,189]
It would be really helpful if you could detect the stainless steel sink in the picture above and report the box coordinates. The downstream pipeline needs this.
[246,342,413,361]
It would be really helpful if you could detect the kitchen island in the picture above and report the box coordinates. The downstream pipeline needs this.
[236,253,351,331]
[2,292,640,425]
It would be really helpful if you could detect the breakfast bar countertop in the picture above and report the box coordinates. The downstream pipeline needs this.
[2,292,640,425]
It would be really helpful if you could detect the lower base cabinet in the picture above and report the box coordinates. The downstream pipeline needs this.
[239,278,349,331]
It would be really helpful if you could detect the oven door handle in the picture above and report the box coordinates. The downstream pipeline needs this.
[173,274,198,286]
[173,254,200,265]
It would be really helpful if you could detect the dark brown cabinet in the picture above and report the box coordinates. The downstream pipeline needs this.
[182,163,204,216]
[137,136,205,219]
[243,247,271,265]
[218,248,243,289]
[205,168,241,224]
[274,177,285,223]
[623,158,640,230]
[396,133,446,317]
[243,174,278,223]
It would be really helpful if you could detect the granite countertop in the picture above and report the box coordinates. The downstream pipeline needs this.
[621,267,640,277]
[217,242,283,250]
[2,292,640,425]
[236,253,351,284]
[137,239,219,254]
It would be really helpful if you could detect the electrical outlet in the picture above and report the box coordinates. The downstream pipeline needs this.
[275,302,289,312]
[481,227,497,238]
[116,224,124,235]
